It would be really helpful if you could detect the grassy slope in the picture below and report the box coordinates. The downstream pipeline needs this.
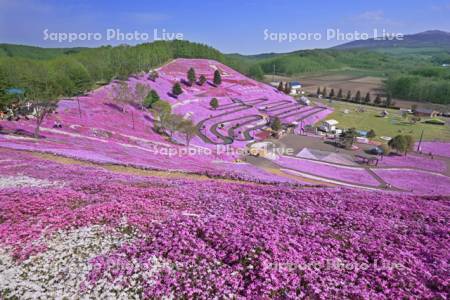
[322,100,450,142]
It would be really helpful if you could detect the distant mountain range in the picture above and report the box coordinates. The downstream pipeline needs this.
[333,30,450,50]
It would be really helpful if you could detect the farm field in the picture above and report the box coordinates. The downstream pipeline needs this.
[271,70,450,111]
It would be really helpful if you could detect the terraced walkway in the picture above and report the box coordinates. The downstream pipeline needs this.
[196,97,329,145]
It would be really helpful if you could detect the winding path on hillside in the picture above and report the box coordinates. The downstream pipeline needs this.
[196,94,330,145]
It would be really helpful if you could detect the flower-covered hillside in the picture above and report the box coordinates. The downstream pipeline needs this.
[0,149,448,299]
[0,59,331,185]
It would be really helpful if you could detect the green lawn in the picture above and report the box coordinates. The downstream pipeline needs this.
[320,100,450,142]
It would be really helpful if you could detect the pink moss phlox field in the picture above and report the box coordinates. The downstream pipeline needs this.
[416,141,450,158]
[378,154,447,173]
[1,149,449,298]
[275,156,380,186]
[0,59,333,186]
[373,168,450,195]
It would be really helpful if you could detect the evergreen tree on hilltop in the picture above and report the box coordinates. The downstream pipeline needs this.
[385,94,393,108]
[364,92,371,104]
[355,90,362,103]
[210,97,219,110]
[284,83,291,94]
[187,67,196,86]
[213,70,222,85]
[329,89,335,98]
[199,75,207,86]
[374,95,382,105]
[346,90,352,101]
[172,82,183,96]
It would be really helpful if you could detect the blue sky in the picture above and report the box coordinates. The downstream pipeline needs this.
[1,0,450,54]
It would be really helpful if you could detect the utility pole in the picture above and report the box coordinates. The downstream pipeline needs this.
[272,64,276,82]
[417,129,424,152]
[77,96,82,119]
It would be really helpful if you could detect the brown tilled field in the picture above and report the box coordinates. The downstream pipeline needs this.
[265,73,449,111]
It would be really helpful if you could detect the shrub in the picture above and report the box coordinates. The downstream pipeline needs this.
[379,144,390,155]
[271,117,282,132]
[424,118,445,125]
[388,135,415,155]
[367,129,376,139]
[213,70,222,85]
[198,75,206,86]
[187,68,196,86]
[210,97,219,109]
[143,90,160,108]
[172,82,183,96]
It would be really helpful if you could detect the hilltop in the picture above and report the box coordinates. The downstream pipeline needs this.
[333,30,450,50]
[0,58,331,185]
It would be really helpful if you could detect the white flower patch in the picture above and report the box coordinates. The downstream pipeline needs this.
[0,175,62,189]
[0,225,136,299]
[0,224,172,299]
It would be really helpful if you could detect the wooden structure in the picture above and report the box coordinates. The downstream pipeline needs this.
[355,155,379,166]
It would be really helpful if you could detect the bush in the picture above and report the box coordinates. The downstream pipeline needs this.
[198,75,206,86]
[271,117,282,132]
[424,118,445,125]
[388,135,415,155]
[172,82,183,96]
[143,90,160,108]
[367,129,376,139]
[379,144,390,155]
[210,98,219,109]
[213,70,222,85]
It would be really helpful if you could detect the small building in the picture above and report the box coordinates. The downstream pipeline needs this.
[414,108,439,118]
[320,119,339,133]
[442,64,449,67]
[269,82,280,87]
[288,81,302,95]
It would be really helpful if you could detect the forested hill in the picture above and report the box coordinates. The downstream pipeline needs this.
[0,40,248,110]
[1,38,450,105]
[333,30,450,50]
[0,44,86,60]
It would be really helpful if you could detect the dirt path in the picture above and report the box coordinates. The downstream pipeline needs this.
[29,152,265,186]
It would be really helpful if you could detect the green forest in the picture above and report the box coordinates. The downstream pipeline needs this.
[1,41,450,106]
[0,40,235,110]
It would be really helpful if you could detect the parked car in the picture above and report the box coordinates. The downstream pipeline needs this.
[368,147,383,155]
